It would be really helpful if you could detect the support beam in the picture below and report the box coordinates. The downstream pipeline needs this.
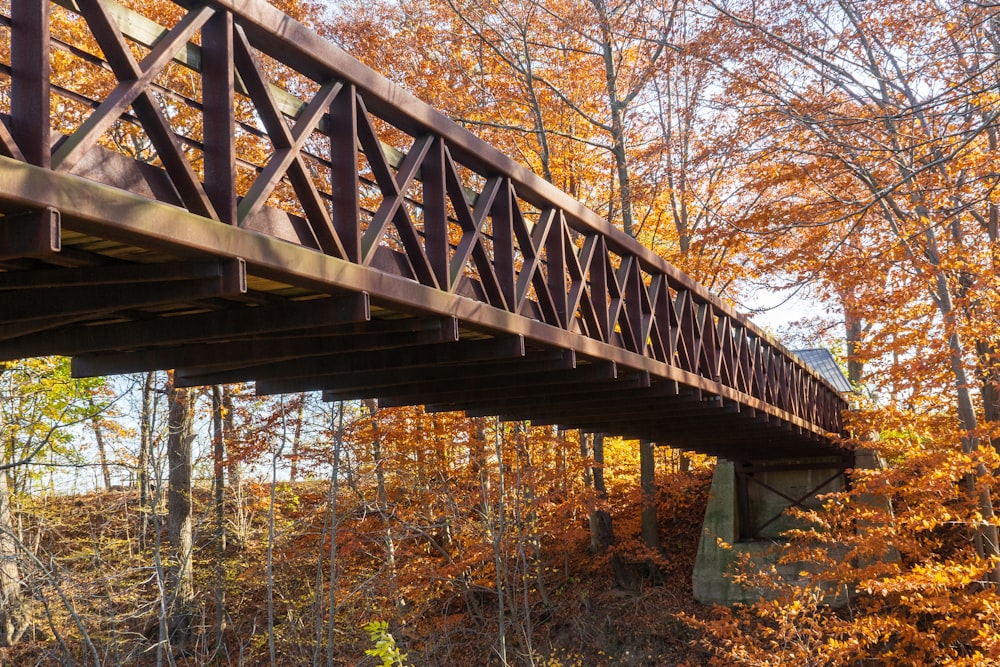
[3,259,246,322]
[175,334,526,387]
[354,361,620,405]
[262,349,577,396]
[0,313,99,344]
[0,207,60,260]
[519,407,776,436]
[0,293,370,361]
[377,364,634,408]
[0,258,244,290]
[427,380,690,419]
[522,400,738,427]
[71,316,457,377]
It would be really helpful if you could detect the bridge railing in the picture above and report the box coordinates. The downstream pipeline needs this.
[0,0,847,437]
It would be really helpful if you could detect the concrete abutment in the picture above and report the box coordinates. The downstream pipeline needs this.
[693,451,884,605]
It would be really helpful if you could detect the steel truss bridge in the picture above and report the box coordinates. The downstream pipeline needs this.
[0,0,848,461]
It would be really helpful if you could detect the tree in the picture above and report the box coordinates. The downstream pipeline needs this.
[691,406,1000,666]
[87,395,112,491]
[210,384,228,655]
[0,443,27,647]
[707,0,1000,576]
[165,372,195,646]
[0,358,111,645]
[137,371,157,550]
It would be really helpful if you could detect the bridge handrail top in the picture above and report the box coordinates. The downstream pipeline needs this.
[40,0,836,394]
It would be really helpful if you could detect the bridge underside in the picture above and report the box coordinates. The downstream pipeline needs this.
[0,160,839,461]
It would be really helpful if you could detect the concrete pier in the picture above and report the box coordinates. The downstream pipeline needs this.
[692,456,852,604]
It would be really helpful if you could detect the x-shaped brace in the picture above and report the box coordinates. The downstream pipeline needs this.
[232,27,347,258]
[54,1,217,219]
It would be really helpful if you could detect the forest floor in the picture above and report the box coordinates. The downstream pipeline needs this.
[2,467,723,666]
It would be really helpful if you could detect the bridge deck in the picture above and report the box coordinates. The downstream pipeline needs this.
[0,0,848,460]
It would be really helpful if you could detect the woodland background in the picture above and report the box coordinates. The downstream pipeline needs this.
[3,0,1000,664]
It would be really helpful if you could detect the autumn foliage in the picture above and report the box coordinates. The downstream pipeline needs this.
[685,405,1000,666]
[1,390,716,665]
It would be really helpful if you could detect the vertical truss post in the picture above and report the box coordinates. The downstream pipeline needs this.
[202,9,236,225]
[623,258,644,352]
[545,210,567,327]
[11,0,50,167]
[492,179,516,309]
[330,85,361,262]
[423,138,449,289]
[592,237,610,341]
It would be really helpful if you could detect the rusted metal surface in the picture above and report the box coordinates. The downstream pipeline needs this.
[0,0,849,459]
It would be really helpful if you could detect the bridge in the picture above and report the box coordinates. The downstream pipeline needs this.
[0,0,847,455]
[0,1,852,600]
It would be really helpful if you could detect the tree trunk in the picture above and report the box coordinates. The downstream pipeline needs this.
[845,309,864,387]
[514,422,551,610]
[89,398,112,490]
[223,387,241,489]
[289,392,305,482]
[323,401,345,667]
[976,342,1000,449]
[580,432,602,553]
[977,183,1000,446]
[640,439,661,551]
[584,433,635,589]
[0,470,29,646]
[166,375,195,646]
[222,386,250,545]
[588,433,612,552]
[211,385,227,656]
[471,417,488,476]
[489,417,508,665]
[138,371,155,549]
[364,400,400,615]
[590,0,636,237]
[932,271,1000,584]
